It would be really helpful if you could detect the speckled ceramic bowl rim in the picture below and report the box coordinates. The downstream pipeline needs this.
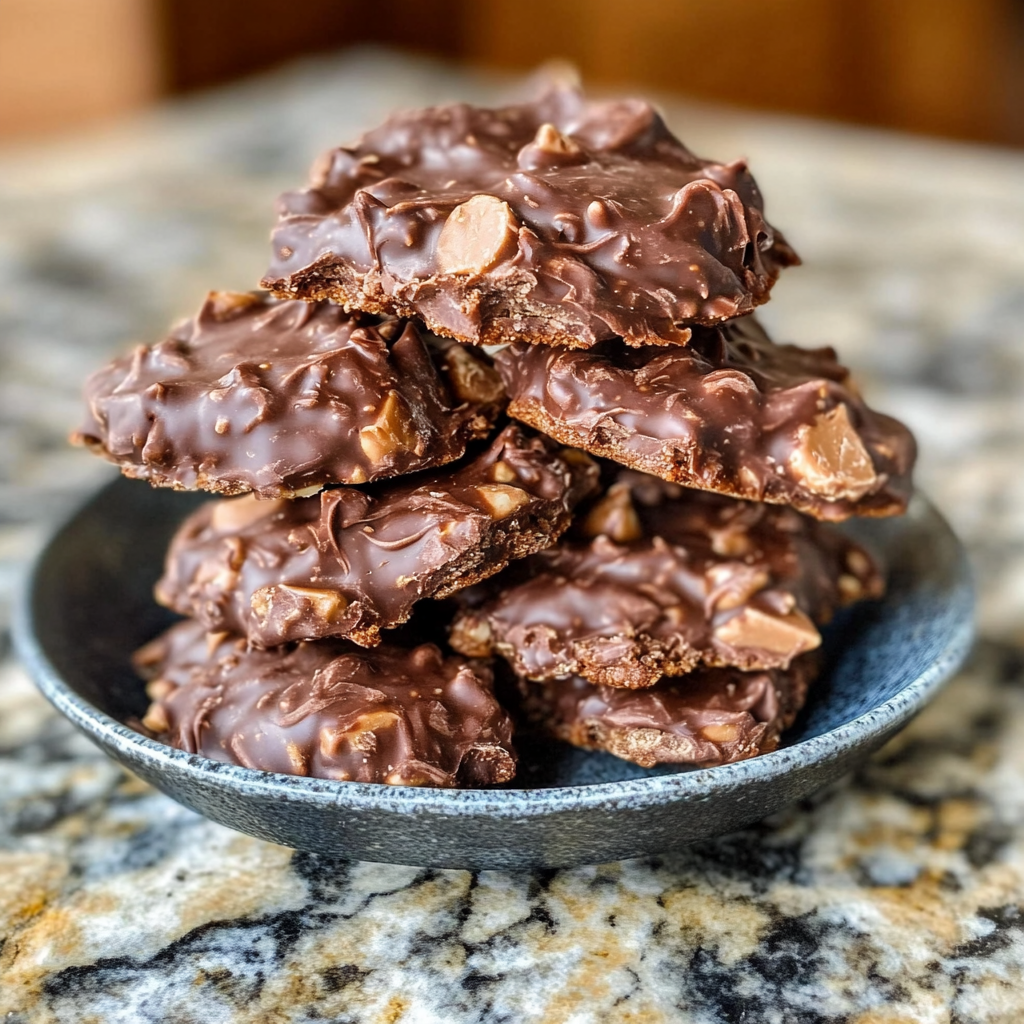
[14,492,975,819]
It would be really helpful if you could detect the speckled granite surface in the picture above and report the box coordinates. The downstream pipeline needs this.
[2,49,1024,1023]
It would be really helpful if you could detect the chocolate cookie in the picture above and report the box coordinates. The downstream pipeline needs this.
[73,291,505,497]
[155,426,599,648]
[522,656,817,769]
[263,86,798,349]
[494,316,916,521]
[450,473,882,689]
[134,620,516,787]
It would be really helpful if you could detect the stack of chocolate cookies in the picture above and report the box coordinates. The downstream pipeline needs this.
[73,85,915,787]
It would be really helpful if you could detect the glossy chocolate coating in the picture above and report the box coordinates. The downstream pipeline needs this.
[155,426,599,648]
[263,87,798,349]
[523,656,817,769]
[494,316,916,521]
[450,473,882,688]
[134,619,516,787]
[73,291,504,497]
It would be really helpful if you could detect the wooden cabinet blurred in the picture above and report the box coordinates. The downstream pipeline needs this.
[0,0,162,138]
[463,0,1023,144]
[1,0,1021,145]
[156,0,463,93]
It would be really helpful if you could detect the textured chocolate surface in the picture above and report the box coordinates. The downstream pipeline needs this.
[156,426,599,648]
[133,619,516,787]
[263,87,798,349]
[524,656,817,768]
[494,316,916,520]
[451,473,882,688]
[72,291,505,497]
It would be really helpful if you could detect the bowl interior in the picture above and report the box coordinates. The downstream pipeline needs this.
[24,478,969,789]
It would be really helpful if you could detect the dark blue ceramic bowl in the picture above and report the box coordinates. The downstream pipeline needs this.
[14,478,974,869]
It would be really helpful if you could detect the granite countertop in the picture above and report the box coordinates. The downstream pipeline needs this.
[2,49,1024,1023]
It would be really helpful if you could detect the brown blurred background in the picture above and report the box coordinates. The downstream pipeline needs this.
[2,0,1024,145]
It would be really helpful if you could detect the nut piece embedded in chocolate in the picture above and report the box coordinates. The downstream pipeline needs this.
[450,473,882,689]
[262,86,798,349]
[72,291,505,497]
[787,404,878,503]
[155,425,599,648]
[522,656,818,768]
[435,194,520,275]
[134,620,516,787]
[494,315,916,521]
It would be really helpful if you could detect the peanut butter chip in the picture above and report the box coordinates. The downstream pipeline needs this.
[145,678,174,701]
[321,711,403,758]
[286,484,323,499]
[206,290,263,321]
[353,710,403,733]
[436,194,519,275]
[489,460,518,483]
[709,525,753,558]
[580,482,643,543]
[705,565,771,611]
[448,616,494,657]
[838,573,865,602]
[534,122,581,156]
[250,587,272,619]
[205,630,230,656]
[286,741,309,775]
[359,390,419,463]
[586,199,610,228]
[846,548,872,577]
[701,722,740,744]
[714,607,821,657]
[474,483,531,520]
[142,704,170,734]
[210,495,284,533]
[443,345,505,404]
[252,585,347,623]
[788,404,878,501]
[277,585,347,621]
[558,447,597,471]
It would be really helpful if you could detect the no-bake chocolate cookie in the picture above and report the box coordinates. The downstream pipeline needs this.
[73,291,504,497]
[263,87,797,349]
[155,426,599,648]
[494,316,915,520]
[522,656,817,769]
[134,619,516,787]
[450,473,882,688]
